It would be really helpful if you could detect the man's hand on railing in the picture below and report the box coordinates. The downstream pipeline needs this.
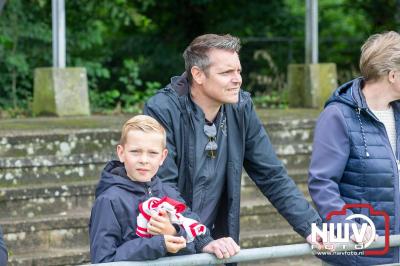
[201,237,240,259]
[350,225,378,244]
[164,235,187,253]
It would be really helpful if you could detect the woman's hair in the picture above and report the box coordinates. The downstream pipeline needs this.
[360,31,400,82]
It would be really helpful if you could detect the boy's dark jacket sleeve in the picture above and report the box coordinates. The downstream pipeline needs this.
[243,100,322,238]
[89,197,167,263]
[0,226,7,266]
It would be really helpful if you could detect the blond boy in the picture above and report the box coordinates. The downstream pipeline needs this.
[89,115,209,263]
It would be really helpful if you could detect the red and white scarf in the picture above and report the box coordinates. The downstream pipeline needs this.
[136,196,206,243]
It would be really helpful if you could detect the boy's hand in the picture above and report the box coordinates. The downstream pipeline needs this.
[164,235,186,253]
[148,210,177,236]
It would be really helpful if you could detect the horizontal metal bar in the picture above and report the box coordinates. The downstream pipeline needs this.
[84,235,400,266]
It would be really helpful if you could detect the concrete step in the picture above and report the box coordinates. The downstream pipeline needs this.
[9,247,89,266]
[0,166,310,219]
[0,136,311,189]
[241,176,310,199]
[275,143,312,171]
[2,211,89,254]
[1,149,310,188]
[265,119,315,145]
[241,168,308,187]
[0,154,109,187]
[239,228,304,248]
[240,185,311,232]
[0,129,119,158]
[0,117,315,159]
[0,142,311,188]
[0,171,309,220]
[0,181,96,218]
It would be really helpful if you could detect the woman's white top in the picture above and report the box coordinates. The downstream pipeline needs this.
[371,106,397,157]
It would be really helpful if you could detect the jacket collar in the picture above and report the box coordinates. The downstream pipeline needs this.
[96,160,161,198]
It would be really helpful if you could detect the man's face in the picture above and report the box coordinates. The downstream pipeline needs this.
[199,49,242,105]
[117,130,168,182]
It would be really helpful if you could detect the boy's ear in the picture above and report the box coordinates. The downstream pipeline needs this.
[160,148,168,166]
[116,144,125,163]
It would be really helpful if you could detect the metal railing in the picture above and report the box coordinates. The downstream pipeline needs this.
[84,235,400,266]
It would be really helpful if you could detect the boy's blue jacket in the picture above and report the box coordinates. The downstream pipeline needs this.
[0,226,7,266]
[89,160,211,263]
[309,77,400,265]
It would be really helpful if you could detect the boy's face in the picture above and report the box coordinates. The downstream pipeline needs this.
[117,130,168,182]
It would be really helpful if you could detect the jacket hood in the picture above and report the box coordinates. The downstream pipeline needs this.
[95,160,160,198]
[325,77,370,158]
[325,77,368,109]
[324,77,400,158]
[326,77,400,112]
[159,73,190,111]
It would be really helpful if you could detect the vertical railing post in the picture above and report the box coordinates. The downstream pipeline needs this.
[52,0,66,68]
[305,0,318,64]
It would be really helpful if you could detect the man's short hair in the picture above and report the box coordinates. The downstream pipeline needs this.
[120,115,166,147]
[183,34,241,84]
[360,31,400,82]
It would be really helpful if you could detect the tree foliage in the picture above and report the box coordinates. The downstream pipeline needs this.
[0,0,399,115]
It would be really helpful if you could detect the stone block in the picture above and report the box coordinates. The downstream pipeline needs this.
[287,64,306,108]
[288,63,338,109]
[33,68,90,116]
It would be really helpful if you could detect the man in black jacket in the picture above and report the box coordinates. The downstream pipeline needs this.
[144,33,323,259]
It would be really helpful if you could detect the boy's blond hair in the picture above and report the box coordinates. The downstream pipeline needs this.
[120,115,166,148]
[360,31,400,82]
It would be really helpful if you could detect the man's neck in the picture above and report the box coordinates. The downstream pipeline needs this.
[190,85,221,122]
[363,79,396,111]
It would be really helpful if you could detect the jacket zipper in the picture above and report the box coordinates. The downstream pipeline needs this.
[145,184,152,198]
